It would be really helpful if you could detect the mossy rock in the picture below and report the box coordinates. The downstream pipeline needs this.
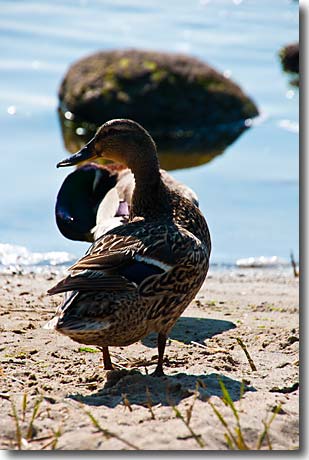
[58,49,258,156]
[279,42,299,74]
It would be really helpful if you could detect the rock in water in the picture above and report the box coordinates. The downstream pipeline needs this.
[279,42,299,74]
[58,49,258,159]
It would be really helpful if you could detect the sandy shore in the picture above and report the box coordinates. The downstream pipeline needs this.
[0,269,299,450]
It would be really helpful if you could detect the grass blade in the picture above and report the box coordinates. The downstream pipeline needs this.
[85,410,140,450]
[171,405,205,448]
[256,404,281,449]
[208,400,238,448]
[26,397,42,440]
[236,338,257,371]
[22,393,27,422]
[10,398,22,450]
[145,387,155,420]
[219,379,239,421]
[224,433,235,450]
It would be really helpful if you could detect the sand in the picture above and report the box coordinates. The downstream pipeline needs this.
[0,268,299,450]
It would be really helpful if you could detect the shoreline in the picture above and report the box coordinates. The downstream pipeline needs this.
[0,241,299,276]
[0,270,299,450]
[0,257,299,280]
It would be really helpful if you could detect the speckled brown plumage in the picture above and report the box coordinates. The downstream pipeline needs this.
[46,119,211,375]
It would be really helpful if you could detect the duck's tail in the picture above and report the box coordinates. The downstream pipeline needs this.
[43,315,59,330]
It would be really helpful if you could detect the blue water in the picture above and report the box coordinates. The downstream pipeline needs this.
[0,0,299,265]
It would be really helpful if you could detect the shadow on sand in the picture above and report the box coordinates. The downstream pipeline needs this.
[68,370,255,408]
[142,316,236,348]
[67,316,251,408]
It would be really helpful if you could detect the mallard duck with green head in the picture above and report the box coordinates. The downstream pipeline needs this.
[55,163,199,242]
[46,119,211,376]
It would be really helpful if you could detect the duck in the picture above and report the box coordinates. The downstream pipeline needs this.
[55,163,199,242]
[46,119,211,376]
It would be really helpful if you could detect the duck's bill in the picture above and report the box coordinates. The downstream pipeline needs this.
[57,142,96,168]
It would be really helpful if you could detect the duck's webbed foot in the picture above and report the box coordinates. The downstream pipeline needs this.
[152,332,167,377]
[152,364,165,377]
[99,346,114,370]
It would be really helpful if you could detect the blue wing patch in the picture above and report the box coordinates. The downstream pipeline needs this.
[120,261,164,285]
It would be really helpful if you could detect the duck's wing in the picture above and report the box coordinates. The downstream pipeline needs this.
[47,270,138,295]
[48,222,202,296]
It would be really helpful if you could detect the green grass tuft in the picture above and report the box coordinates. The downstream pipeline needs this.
[209,379,281,450]
[77,347,100,353]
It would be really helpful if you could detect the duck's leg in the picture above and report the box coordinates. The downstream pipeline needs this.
[152,332,167,377]
[100,346,114,370]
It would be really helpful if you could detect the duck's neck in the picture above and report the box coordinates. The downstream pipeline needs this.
[128,152,171,219]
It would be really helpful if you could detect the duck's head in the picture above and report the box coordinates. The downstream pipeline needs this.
[55,163,119,242]
[57,119,157,170]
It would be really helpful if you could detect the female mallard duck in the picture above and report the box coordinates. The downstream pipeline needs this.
[46,119,211,376]
[55,163,199,242]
